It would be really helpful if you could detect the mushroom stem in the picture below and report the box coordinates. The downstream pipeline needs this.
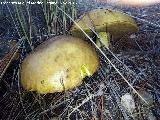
[96,32,110,48]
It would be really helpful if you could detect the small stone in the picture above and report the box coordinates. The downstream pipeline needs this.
[121,93,135,114]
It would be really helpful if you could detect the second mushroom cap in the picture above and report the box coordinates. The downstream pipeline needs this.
[70,9,138,42]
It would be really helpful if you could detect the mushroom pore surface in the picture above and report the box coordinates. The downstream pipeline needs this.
[21,35,99,94]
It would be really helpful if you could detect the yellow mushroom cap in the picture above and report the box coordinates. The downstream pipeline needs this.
[70,9,138,40]
[21,35,99,94]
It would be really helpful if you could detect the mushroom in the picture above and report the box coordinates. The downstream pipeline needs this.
[70,9,138,48]
[21,35,99,94]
